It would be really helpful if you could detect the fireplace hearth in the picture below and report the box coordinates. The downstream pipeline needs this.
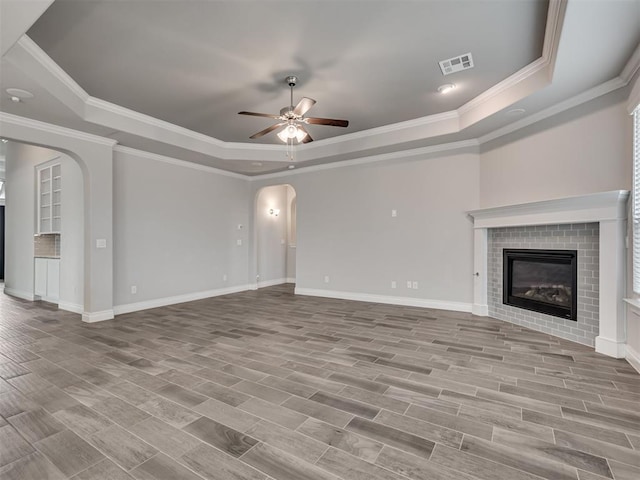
[503,249,577,321]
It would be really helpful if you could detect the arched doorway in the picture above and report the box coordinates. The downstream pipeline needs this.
[0,114,116,320]
[3,140,84,312]
[254,184,297,288]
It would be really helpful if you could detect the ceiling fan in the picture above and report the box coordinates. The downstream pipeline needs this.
[239,76,349,144]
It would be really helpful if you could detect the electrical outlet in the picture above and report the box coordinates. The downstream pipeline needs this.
[412,281,418,289]
[391,209,397,217]
[223,274,227,282]
[237,239,242,246]
[324,275,330,283]
[131,285,137,294]
[391,281,397,289]
[406,281,412,289]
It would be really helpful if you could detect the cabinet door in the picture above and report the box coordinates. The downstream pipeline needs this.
[47,259,60,301]
[34,258,47,297]
[51,164,62,233]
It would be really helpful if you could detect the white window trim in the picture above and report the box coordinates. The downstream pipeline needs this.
[633,105,640,294]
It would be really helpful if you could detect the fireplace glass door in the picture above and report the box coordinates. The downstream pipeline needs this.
[503,249,578,320]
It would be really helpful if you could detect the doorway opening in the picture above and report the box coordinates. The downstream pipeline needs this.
[2,140,84,312]
[255,184,297,288]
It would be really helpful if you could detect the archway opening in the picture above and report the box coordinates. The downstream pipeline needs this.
[254,184,297,288]
[2,139,85,313]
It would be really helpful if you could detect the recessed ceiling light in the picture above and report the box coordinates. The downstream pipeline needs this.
[506,108,526,117]
[6,88,34,101]
[288,165,295,170]
[251,162,263,167]
[437,84,456,94]
[1,139,8,143]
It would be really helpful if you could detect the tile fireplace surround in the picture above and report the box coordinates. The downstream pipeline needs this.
[468,191,629,359]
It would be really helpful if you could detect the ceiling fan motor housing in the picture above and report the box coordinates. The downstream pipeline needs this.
[286,76,298,87]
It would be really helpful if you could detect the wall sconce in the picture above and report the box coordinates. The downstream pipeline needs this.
[269,208,280,216]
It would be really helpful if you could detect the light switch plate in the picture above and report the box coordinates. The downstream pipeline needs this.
[96,239,107,248]
[237,239,242,246]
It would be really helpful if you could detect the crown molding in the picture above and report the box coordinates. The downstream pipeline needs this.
[18,36,88,101]
[10,0,565,169]
[299,111,460,151]
[457,58,547,118]
[13,36,88,116]
[624,43,640,113]
[456,0,566,120]
[86,96,227,148]
[7,0,634,175]
[478,74,628,146]
[0,112,117,146]
[114,145,248,179]
[540,0,567,78]
[252,139,479,181]
[621,41,640,83]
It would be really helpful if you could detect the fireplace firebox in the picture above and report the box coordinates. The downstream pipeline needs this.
[503,249,577,321]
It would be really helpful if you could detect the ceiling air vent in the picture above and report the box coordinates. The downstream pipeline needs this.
[439,53,474,76]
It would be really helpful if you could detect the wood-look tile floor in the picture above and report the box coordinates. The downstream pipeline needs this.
[1,284,639,480]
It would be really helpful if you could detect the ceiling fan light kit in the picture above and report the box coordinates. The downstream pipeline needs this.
[239,75,349,145]
[277,124,308,143]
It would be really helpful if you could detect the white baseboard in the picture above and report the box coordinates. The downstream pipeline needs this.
[4,288,35,301]
[113,284,252,315]
[58,301,83,314]
[82,310,115,323]
[595,335,626,359]
[294,287,472,313]
[40,295,59,305]
[257,278,290,289]
[626,343,640,373]
[472,304,489,316]
[286,277,296,284]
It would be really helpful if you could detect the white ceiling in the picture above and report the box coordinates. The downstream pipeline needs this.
[0,0,639,176]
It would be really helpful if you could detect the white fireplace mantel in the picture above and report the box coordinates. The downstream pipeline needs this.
[468,190,630,358]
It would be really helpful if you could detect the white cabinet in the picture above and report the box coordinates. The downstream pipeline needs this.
[34,258,60,303]
[34,258,48,297]
[37,162,61,234]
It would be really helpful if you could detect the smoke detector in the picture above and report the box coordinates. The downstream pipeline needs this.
[439,53,474,76]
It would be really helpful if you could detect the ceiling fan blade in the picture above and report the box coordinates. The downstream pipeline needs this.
[293,97,316,116]
[238,111,281,119]
[250,123,285,139]
[297,124,313,143]
[304,117,349,127]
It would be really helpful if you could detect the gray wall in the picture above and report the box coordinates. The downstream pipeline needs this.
[113,149,250,307]
[254,150,480,309]
[480,89,632,208]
